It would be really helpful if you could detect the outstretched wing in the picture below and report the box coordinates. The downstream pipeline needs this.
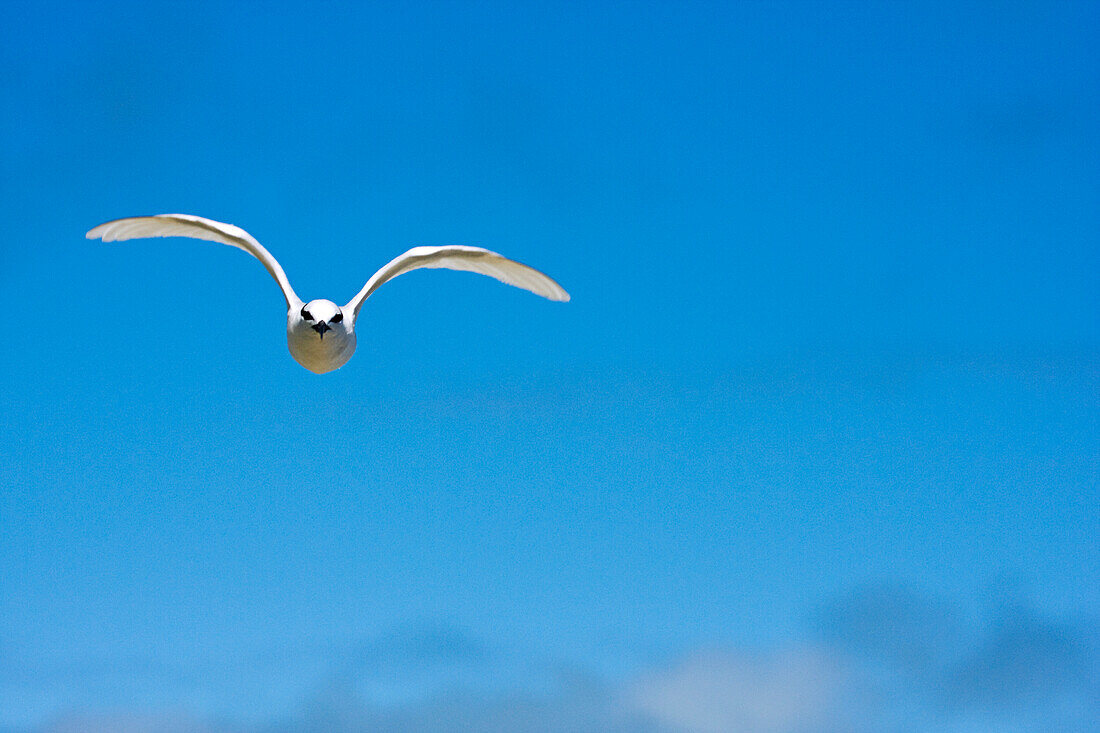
[86,214,301,307]
[346,245,569,316]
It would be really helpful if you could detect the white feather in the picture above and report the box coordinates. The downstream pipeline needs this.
[86,214,300,306]
[347,245,570,316]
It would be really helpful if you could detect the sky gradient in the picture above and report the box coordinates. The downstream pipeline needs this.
[1,1,1098,731]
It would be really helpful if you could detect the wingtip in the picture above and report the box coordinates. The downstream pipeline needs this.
[86,222,110,240]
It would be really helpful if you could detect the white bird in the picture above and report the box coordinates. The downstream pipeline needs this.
[87,214,569,374]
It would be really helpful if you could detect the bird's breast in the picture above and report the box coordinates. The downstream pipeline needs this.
[287,323,356,374]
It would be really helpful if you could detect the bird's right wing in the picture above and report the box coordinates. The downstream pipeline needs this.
[345,245,570,317]
[86,214,301,307]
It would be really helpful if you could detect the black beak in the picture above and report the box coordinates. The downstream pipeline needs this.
[312,321,332,339]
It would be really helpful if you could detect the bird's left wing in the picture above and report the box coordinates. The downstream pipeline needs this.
[346,245,569,317]
[86,214,301,307]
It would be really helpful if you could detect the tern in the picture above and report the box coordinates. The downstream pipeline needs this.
[87,214,569,374]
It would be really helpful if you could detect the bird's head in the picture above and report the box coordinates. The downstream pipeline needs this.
[296,299,347,340]
[287,298,357,374]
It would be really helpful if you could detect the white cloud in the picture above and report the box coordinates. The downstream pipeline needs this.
[628,648,849,733]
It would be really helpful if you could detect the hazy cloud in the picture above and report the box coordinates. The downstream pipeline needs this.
[629,648,849,733]
[40,712,224,733]
[811,583,962,674]
[10,589,1099,733]
[939,610,1100,729]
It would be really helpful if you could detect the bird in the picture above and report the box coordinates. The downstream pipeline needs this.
[86,214,569,374]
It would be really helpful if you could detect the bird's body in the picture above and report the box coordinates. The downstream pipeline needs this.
[287,299,356,373]
[86,214,569,373]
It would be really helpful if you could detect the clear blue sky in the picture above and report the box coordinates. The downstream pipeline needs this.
[1,1,1097,731]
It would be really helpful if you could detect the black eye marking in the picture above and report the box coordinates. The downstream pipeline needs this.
[301,306,314,321]
[331,311,343,323]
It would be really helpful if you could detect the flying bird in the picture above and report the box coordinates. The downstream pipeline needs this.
[87,214,569,374]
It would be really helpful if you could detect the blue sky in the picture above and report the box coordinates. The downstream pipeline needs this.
[1,1,1097,731]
